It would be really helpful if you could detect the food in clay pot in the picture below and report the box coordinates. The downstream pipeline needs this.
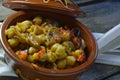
[5,16,87,70]
[0,11,97,80]
[1,0,97,80]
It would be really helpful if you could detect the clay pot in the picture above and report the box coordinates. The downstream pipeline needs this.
[0,10,97,80]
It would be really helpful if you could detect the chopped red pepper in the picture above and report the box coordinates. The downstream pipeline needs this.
[37,48,46,59]
[77,53,86,62]
[17,50,28,60]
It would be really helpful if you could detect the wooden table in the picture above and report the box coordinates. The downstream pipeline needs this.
[0,0,120,80]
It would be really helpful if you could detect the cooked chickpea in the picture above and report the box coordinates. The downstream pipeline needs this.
[36,34,46,44]
[47,52,57,63]
[8,38,19,48]
[33,16,42,25]
[27,25,34,33]
[28,47,38,55]
[51,43,61,52]
[5,27,15,38]
[32,53,38,60]
[72,49,83,56]
[55,45,67,59]
[62,41,74,54]
[27,55,34,62]
[57,59,66,69]
[66,56,76,66]
[21,20,32,29]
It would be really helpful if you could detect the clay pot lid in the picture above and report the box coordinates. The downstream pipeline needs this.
[2,0,84,18]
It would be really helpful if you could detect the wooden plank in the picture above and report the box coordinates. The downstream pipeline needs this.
[105,73,120,80]
[77,63,120,80]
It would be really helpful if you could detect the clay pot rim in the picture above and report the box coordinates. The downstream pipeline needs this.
[0,11,97,75]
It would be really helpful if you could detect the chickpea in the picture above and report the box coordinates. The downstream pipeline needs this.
[21,20,32,29]
[72,49,83,56]
[62,41,74,49]
[5,27,15,38]
[40,53,48,62]
[17,33,28,44]
[51,43,61,52]
[66,56,76,66]
[17,23,26,32]
[57,59,66,69]
[15,25,22,32]
[27,25,34,33]
[27,53,38,62]
[36,34,46,44]
[55,45,67,59]
[8,38,19,48]
[62,41,74,54]
[27,55,34,62]
[33,16,42,25]
[17,20,32,32]
[47,52,57,63]
[28,47,38,55]
[32,53,38,60]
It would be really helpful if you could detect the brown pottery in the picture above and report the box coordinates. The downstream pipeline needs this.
[0,0,97,80]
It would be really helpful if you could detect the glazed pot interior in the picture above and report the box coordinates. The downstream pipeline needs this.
[1,11,97,75]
